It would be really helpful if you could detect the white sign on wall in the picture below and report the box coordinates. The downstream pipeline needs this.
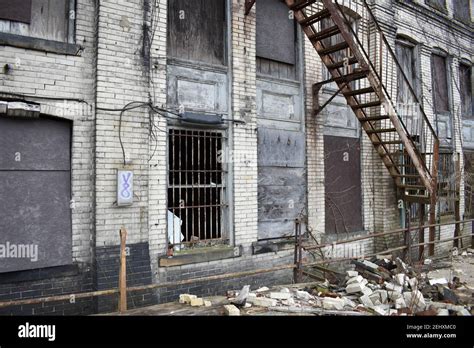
[117,170,134,206]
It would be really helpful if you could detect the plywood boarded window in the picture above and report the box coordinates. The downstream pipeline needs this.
[460,63,473,119]
[425,0,447,11]
[431,54,450,113]
[167,0,226,66]
[324,136,363,234]
[257,0,296,66]
[396,40,417,105]
[0,0,72,42]
[0,0,32,23]
[453,0,472,24]
[167,129,227,249]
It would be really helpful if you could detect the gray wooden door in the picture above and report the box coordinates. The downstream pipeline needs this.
[0,117,72,273]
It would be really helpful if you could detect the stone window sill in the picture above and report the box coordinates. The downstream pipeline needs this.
[158,245,242,267]
[0,33,82,56]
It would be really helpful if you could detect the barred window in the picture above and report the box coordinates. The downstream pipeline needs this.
[167,128,227,249]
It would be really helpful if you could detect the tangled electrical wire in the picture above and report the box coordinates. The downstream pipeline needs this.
[96,101,246,166]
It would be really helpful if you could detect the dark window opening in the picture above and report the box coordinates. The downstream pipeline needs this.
[396,40,417,105]
[0,0,72,43]
[432,54,450,113]
[167,0,226,66]
[460,63,473,119]
[167,128,226,249]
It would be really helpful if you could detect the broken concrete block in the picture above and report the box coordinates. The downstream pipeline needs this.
[423,259,432,265]
[347,275,364,285]
[361,286,373,296]
[191,298,204,307]
[395,297,407,309]
[408,278,418,290]
[347,270,359,278]
[394,274,407,287]
[270,292,292,300]
[409,290,426,311]
[224,304,240,316]
[437,309,449,316]
[255,287,269,293]
[282,298,295,306]
[280,287,290,293]
[385,282,403,293]
[373,290,388,304]
[179,294,197,304]
[248,297,277,308]
[369,293,383,306]
[456,308,471,316]
[322,297,345,310]
[296,291,313,301]
[343,297,357,309]
[429,278,448,286]
[362,260,380,270]
[359,295,374,307]
[372,304,388,316]
[346,282,366,294]
[244,303,252,308]
[204,300,212,307]
[388,290,403,301]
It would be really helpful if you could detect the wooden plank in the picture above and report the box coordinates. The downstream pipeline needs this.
[258,167,305,187]
[47,0,68,42]
[258,220,297,240]
[258,128,305,167]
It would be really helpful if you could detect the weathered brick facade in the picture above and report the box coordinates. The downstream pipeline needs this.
[0,0,472,315]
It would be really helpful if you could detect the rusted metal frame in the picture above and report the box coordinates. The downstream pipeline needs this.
[429,139,439,255]
[313,81,350,116]
[313,1,401,179]
[418,203,425,260]
[245,0,256,15]
[294,218,303,283]
[303,218,474,251]
[284,0,397,171]
[326,0,433,193]
[403,204,412,263]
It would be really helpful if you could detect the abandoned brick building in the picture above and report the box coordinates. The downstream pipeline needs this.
[0,0,472,315]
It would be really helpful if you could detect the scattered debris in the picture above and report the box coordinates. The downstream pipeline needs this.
[224,304,240,316]
[230,285,250,307]
[191,297,204,307]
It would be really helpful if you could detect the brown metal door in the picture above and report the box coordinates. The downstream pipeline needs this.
[324,135,363,234]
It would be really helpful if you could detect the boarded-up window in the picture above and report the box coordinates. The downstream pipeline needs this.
[460,63,473,119]
[167,0,226,66]
[257,0,296,65]
[324,136,363,234]
[426,0,447,11]
[396,40,417,105]
[0,0,71,42]
[453,0,472,24]
[432,54,450,113]
[0,0,32,23]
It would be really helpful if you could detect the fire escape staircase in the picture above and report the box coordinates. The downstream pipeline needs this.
[278,0,441,206]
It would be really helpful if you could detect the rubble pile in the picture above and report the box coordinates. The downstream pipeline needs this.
[221,255,473,316]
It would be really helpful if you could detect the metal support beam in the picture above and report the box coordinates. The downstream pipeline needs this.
[245,0,256,15]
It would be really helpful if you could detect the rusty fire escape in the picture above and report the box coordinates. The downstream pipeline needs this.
[246,0,458,256]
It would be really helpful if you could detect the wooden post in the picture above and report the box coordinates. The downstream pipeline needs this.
[403,205,411,263]
[118,226,127,313]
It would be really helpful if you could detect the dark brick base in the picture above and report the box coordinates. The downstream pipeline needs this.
[157,253,294,304]
[95,242,156,313]
[0,264,94,315]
